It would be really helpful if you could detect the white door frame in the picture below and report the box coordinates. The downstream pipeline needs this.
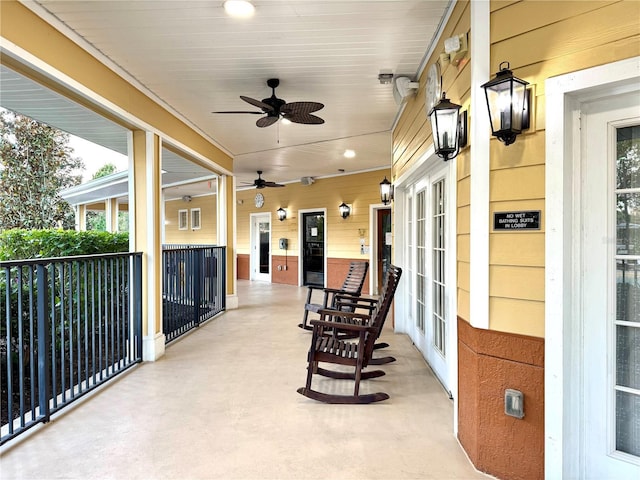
[393,147,458,409]
[298,208,327,287]
[545,56,640,479]
[250,212,271,282]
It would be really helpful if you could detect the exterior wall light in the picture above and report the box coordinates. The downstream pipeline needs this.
[339,202,351,219]
[481,61,530,146]
[428,92,465,161]
[380,176,394,205]
[276,207,287,221]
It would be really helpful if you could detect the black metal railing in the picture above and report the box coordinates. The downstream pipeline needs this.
[1,252,143,445]
[162,246,226,343]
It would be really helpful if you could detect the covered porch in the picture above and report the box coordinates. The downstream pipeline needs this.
[0,280,485,479]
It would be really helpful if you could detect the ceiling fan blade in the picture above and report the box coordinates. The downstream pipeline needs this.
[212,110,263,114]
[285,113,325,125]
[240,96,274,112]
[281,101,324,115]
[263,181,285,188]
[256,116,279,128]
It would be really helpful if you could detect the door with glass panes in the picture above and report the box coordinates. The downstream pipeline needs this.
[581,92,639,476]
[406,165,452,395]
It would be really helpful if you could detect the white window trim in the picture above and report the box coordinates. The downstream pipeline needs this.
[178,209,188,230]
[545,56,640,480]
[190,208,201,230]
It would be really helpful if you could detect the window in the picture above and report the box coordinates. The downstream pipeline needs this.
[191,208,201,230]
[178,209,188,230]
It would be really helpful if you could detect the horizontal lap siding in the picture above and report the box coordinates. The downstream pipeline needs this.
[235,170,389,259]
[392,1,471,181]
[487,0,640,337]
[392,1,472,321]
[164,195,217,245]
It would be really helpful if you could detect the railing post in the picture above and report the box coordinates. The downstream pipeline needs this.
[220,247,226,310]
[133,254,143,360]
[193,249,202,326]
[36,263,50,423]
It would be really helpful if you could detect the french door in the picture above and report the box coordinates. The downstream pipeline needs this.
[405,163,453,395]
[581,92,640,477]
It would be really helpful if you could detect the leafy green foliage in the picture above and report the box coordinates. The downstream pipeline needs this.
[0,229,129,261]
[92,162,117,179]
[0,111,84,230]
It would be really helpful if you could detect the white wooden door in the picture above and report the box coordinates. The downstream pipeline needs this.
[581,92,640,477]
[250,213,271,282]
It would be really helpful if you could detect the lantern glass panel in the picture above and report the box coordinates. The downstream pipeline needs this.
[430,107,459,154]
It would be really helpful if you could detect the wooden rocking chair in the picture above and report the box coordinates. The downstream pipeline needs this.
[297,265,402,404]
[298,261,369,330]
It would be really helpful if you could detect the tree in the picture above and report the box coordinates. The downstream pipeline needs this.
[92,163,117,179]
[0,111,84,230]
[86,163,118,231]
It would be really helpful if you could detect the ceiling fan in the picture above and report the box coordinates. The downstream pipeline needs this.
[213,78,324,128]
[243,171,285,189]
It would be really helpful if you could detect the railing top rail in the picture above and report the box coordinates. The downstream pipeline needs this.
[0,251,142,268]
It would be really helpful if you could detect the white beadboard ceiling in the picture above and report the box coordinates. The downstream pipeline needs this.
[4,0,450,191]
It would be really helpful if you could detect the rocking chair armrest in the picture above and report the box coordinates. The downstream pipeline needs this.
[334,300,377,312]
[309,318,376,333]
[335,294,378,305]
[317,308,371,321]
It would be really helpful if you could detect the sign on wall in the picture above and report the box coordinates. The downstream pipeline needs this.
[493,210,541,231]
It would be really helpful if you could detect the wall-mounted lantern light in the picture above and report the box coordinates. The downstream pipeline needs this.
[276,207,287,221]
[428,92,465,161]
[481,61,530,146]
[339,202,351,219]
[380,176,394,205]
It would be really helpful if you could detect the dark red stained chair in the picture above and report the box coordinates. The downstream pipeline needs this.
[297,265,402,404]
[298,261,369,330]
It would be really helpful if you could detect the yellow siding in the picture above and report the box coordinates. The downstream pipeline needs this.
[489,233,544,267]
[164,195,217,245]
[389,0,639,336]
[458,287,470,321]
[392,0,471,179]
[485,0,639,336]
[235,170,390,258]
[490,265,544,302]
[489,297,545,338]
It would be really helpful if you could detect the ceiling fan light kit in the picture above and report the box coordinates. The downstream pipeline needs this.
[214,78,325,128]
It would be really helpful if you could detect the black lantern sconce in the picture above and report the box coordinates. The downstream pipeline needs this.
[380,176,394,205]
[428,92,467,161]
[276,207,287,221]
[481,61,530,146]
[339,202,351,219]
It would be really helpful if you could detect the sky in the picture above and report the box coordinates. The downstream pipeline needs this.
[68,135,128,182]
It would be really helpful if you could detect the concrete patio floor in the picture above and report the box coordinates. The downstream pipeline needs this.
[0,280,488,480]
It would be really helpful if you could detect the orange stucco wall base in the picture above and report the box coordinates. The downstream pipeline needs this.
[236,255,369,293]
[457,317,545,480]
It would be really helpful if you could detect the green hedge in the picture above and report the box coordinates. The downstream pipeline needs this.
[0,229,129,261]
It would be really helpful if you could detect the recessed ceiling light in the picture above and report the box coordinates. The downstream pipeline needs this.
[343,149,356,158]
[224,1,255,18]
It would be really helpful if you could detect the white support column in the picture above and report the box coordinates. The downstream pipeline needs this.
[130,130,165,361]
[469,0,491,330]
[76,204,87,231]
[219,174,239,309]
[105,198,118,232]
